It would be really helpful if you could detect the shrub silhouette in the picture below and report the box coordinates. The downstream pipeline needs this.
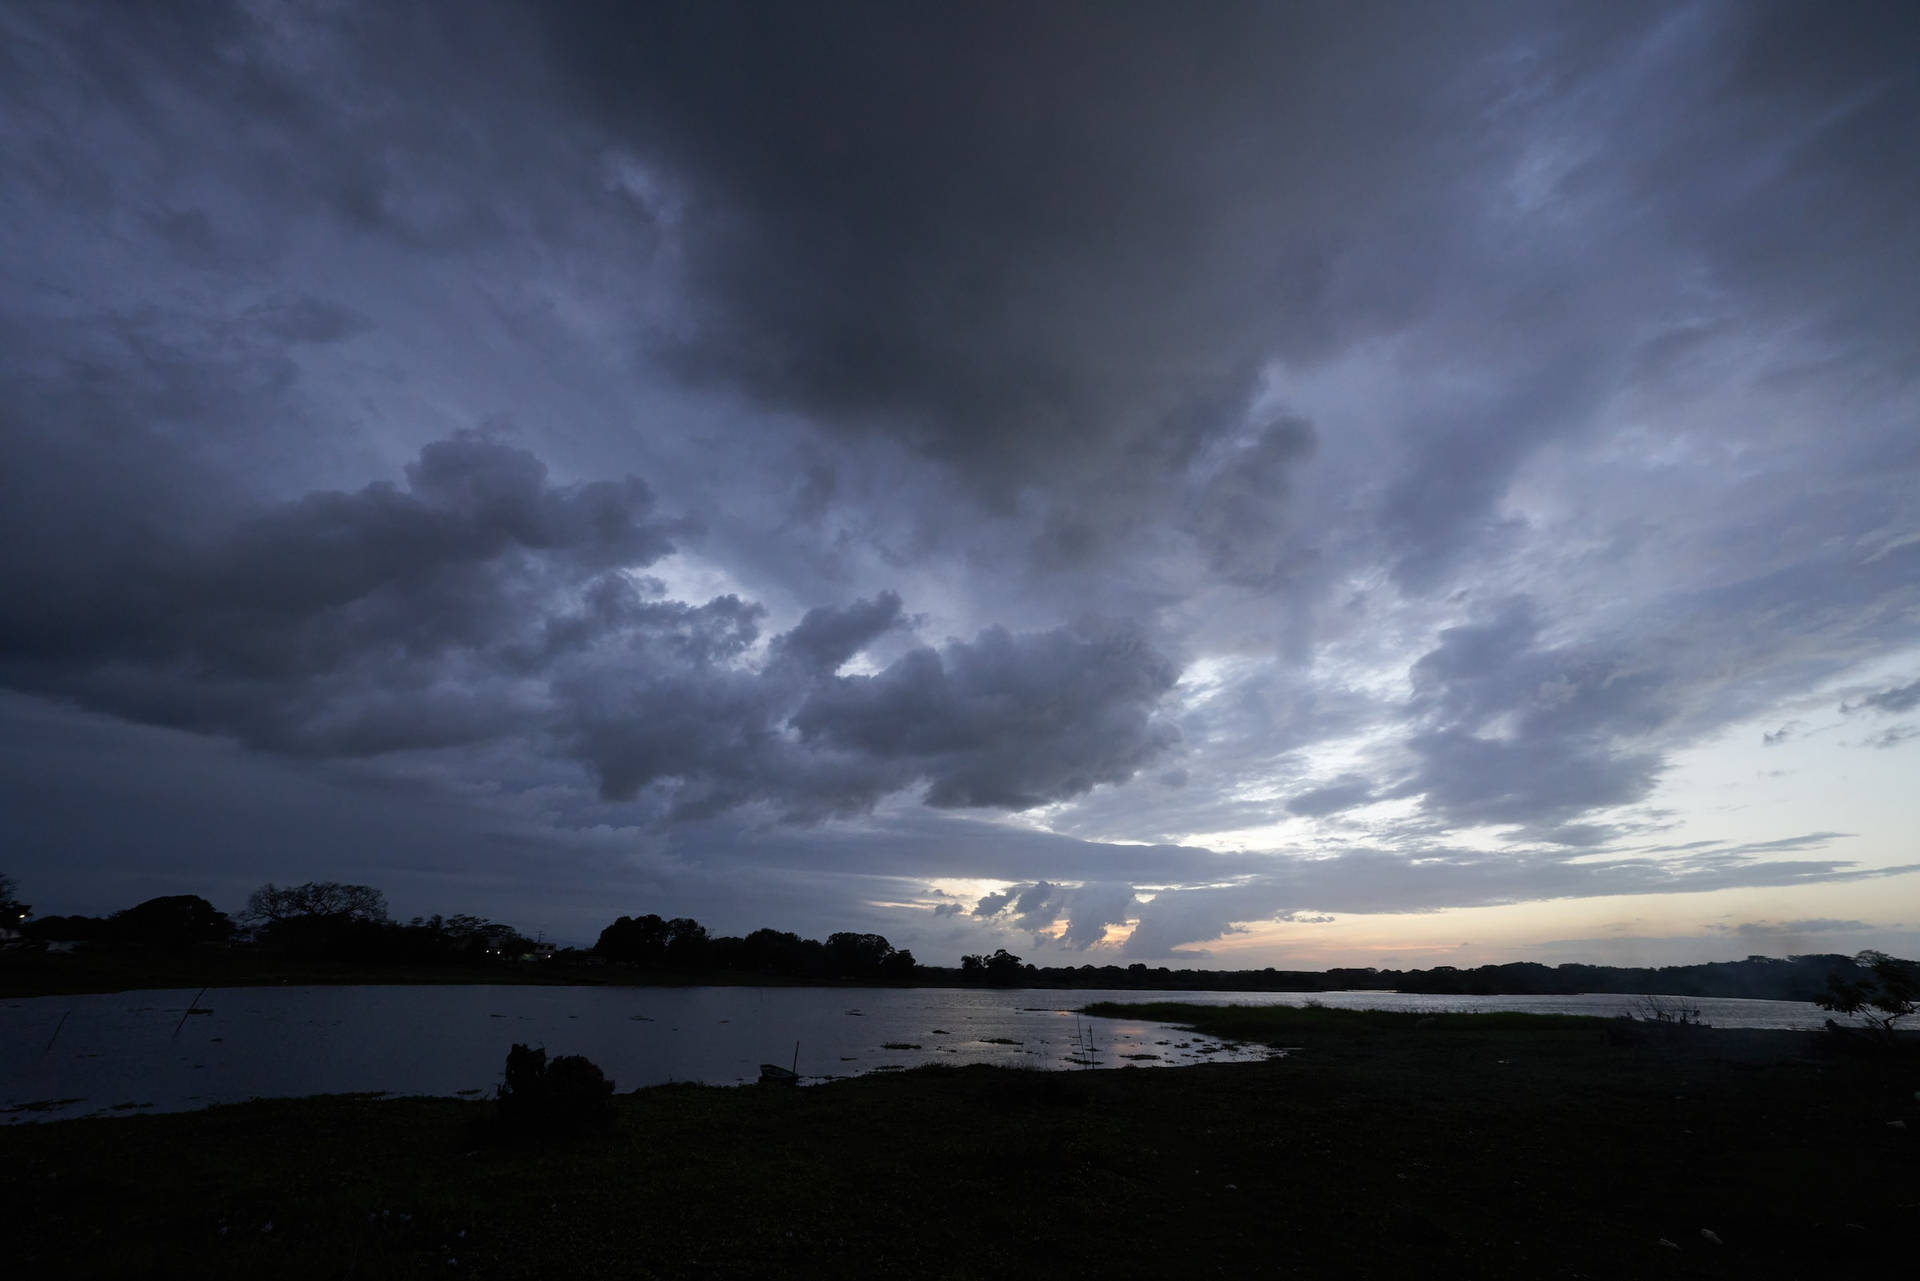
[495,1043,615,1136]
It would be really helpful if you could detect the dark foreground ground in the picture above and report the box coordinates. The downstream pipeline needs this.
[4,1005,1914,1279]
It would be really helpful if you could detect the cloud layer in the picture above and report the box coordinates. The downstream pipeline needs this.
[2,1,1916,958]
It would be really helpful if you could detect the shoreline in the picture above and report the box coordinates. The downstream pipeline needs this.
[0,954,1860,1004]
[4,1005,1911,1278]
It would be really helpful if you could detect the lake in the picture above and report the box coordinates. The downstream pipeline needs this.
[0,984,1837,1124]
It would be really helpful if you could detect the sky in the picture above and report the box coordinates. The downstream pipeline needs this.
[2,1,1916,968]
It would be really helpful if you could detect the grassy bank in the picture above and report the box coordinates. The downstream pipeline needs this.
[5,1006,1914,1278]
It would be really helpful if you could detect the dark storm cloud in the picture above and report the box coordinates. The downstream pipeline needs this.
[0,428,685,752]
[1389,599,1670,834]
[1183,419,1319,590]
[523,0,1651,551]
[3,0,1917,949]
[769,592,907,675]
[4,457,1176,823]
[790,622,1179,809]
[554,601,1179,819]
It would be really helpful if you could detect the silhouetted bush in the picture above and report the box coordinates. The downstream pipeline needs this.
[494,1043,615,1137]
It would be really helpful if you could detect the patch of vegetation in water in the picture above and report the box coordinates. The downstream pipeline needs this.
[4,1098,85,1115]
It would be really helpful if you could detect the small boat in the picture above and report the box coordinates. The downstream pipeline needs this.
[759,1039,801,1085]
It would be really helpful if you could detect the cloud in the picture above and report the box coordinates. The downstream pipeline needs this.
[0,415,1179,820]
[533,6,1390,495]
[971,879,1140,950]
[1715,832,1856,856]
[1715,918,1869,938]
[769,592,907,675]
[790,621,1180,810]
[1391,598,1670,833]
[1,429,683,751]
[1866,725,1918,750]
[242,297,372,345]
[1847,679,1920,715]
[933,827,1909,959]
[1184,419,1319,589]
[1117,843,1916,957]
[3,1,1919,960]
[1285,776,1377,818]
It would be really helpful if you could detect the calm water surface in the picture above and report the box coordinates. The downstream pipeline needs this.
[0,985,1833,1124]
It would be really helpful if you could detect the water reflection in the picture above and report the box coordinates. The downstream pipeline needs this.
[1,985,1276,1123]
[1,985,1837,1124]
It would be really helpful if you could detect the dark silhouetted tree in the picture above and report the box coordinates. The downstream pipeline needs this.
[21,914,108,942]
[243,881,389,958]
[0,872,28,926]
[984,948,1024,985]
[595,913,671,967]
[664,917,711,970]
[825,931,900,979]
[108,895,233,952]
[739,928,824,976]
[244,881,388,926]
[1819,950,1919,1041]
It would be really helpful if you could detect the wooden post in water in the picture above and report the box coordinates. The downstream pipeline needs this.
[171,986,209,1040]
[791,1040,800,1075]
[42,1009,69,1057]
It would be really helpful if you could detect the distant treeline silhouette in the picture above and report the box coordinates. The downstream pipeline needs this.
[2,871,1904,1003]
[990,954,1870,1003]
[14,880,542,966]
[593,914,919,981]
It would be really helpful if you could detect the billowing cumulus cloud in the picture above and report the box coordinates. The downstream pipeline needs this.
[561,606,1180,820]
[972,879,1140,950]
[791,623,1179,809]
[1,430,683,752]
[1,415,1180,819]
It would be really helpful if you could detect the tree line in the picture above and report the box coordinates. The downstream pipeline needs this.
[2,874,929,982]
[5,876,543,966]
[948,953,1883,1003]
[592,914,919,981]
[2,871,1909,1004]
